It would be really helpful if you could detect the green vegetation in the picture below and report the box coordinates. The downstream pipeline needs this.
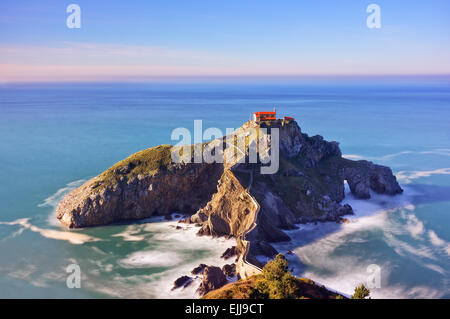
[250,254,299,299]
[254,154,345,218]
[92,145,173,190]
[273,156,315,212]
[203,254,346,299]
[320,156,368,173]
[351,284,371,299]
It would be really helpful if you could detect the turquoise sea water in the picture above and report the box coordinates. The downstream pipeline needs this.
[0,77,449,298]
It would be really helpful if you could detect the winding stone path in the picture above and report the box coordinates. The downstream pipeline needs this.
[233,166,263,278]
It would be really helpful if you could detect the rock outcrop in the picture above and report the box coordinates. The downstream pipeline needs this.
[57,145,223,228]
[191,264,208,275]
[222,264,236,277]
[190,170,257,239]
[197,266,227,296]
[344,159,404,199]
[172,275,193,290]
[56,119,403,271]
[221,246,238,260]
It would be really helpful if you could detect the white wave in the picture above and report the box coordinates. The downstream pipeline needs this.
[150,224,235,250]
[273,212,393,297]
[272,183,450,298]
[38,179,87,226]
[342,183,414,220]
[384,233,436,260]
[428,230,450,257]
[396,168,450,184]
[38,179,86,208]
[112,225,146,241]
[424,263,447,276]
[343,149,450,162]
[2,215,237,297]
[274,219,397,297]
[371,284,445,299]
[6,264,37,282]
[342,154,365,160]
[87,259,115,276]
[404,213,425,239]
[0,226,26,242]
[0,218,100,245]
[428,230,445,246]
[17,265,72,289]
[120,251,185,268]
[87,218,238,298]
[277,219,446,298]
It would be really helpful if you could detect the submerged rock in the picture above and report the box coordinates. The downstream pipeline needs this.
[191,264,208,275]
[221,246,237,260]
[172,276,193,290]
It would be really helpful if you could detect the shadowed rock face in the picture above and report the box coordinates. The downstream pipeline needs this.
[56,120,403,262]
[197,266,227,296]
[344,160,404,199]
[172,276,193,290]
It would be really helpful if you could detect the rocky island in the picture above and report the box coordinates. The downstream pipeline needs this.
[56,117,403,294]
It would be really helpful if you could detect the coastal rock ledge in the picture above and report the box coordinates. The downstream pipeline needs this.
[56,119,402,267]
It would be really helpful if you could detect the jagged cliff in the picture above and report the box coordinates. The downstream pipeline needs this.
[56,119,402,267]
[57,145,223,228]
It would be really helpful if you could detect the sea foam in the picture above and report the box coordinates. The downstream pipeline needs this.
[273,183,449,299]
[0,218,100,244]
[39,179,87,226]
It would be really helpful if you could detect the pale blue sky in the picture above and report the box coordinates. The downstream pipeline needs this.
[1,0,449,82]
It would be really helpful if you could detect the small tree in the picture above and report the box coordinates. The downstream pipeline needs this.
[253,254,299,299]
[262,254,290,282]
[351,284,371,299]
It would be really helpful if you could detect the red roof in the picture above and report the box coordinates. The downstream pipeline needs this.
[254,111,276,115]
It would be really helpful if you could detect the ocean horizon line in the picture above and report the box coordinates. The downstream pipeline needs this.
[1,74,450,86]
